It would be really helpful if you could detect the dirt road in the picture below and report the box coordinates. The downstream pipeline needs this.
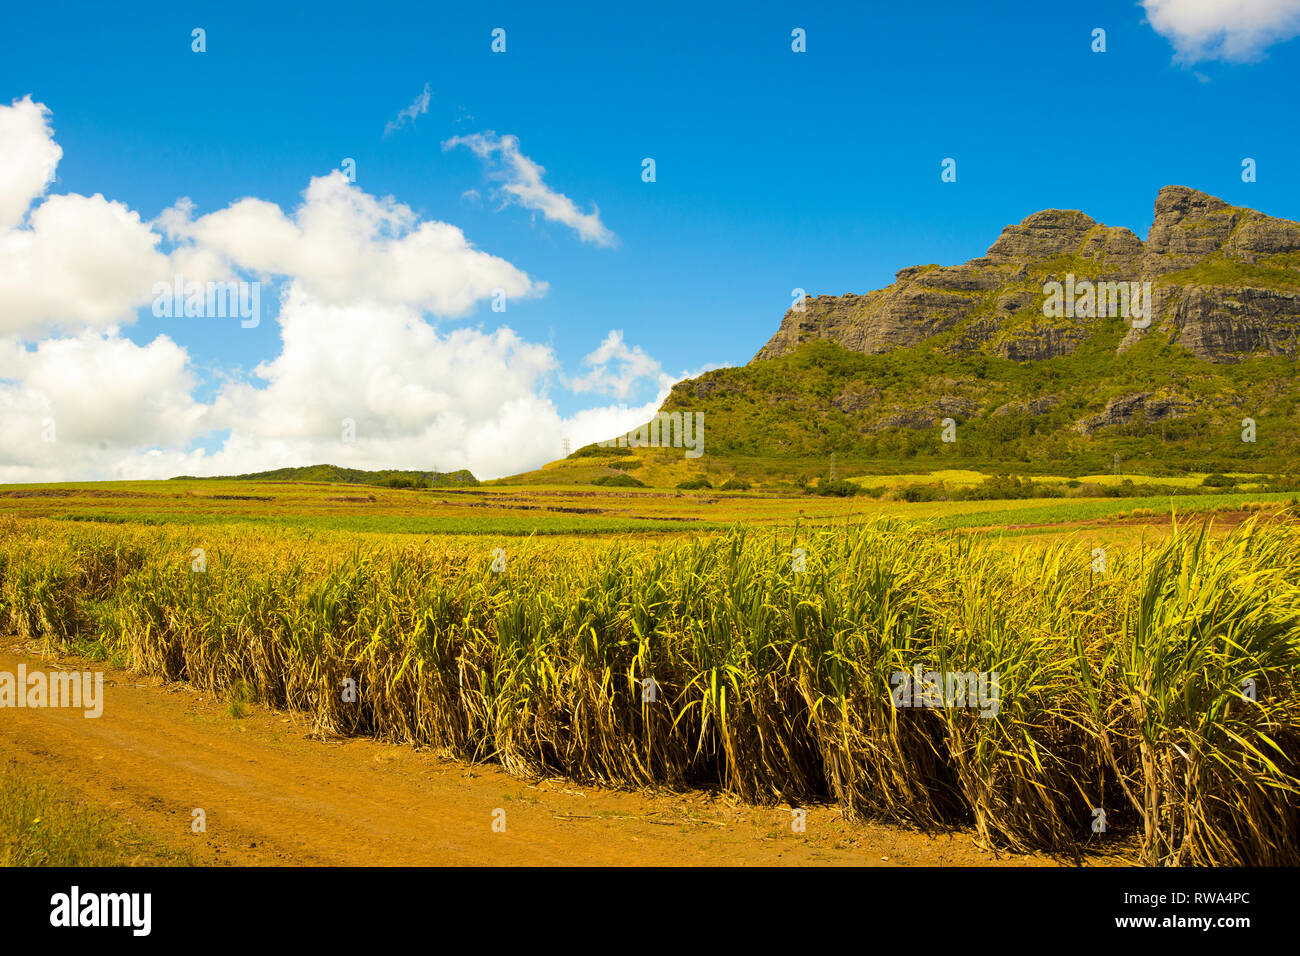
[0,642,1073,867]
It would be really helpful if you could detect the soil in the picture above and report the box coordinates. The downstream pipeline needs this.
[0,642,1128,867]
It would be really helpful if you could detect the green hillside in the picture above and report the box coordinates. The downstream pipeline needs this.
[171,464,479,488]
[660,332,1299,475]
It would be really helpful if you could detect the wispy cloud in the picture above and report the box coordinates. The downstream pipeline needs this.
[1141,0,1300,63]
[442,132,616,247]
[384,82,431,137]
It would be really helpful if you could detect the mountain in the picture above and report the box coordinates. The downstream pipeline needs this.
[653,186,1300,475]
[755,186,1300,364]
[171,465,479,487]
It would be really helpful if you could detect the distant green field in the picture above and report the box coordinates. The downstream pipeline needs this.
[49,511,731,536]
[1,476,1292,539]
[845,470,1269,490]
[915,492,1296,530]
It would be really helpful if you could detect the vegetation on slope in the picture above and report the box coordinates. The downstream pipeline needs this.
[171,464,479,487]
[661,333,1300,474]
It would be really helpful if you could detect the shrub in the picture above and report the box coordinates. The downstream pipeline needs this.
[591,474,646,488]
[898,483,943,503]
[569,444,630,458]
[810,478,862,497]
[676,477,713,490]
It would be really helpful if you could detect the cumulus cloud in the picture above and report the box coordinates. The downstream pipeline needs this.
[158,171,543,314]
[205,284,561,474]
[568,330,662,399]
[0,193,172,335]
[443,132,617,246]
[0,308,699,483]
[196,290,700,479]
[0,95,61,232]
[384,82,431,136]
[561,393,678,452]
[0,330,207,482]
[0,97,170,336]
[0,93,543,337]
[1141,0,1300,62]
[567,329,729,404]
[0,96,701,483]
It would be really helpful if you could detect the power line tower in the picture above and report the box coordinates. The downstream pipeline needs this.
[829,452,837,481]
[562,437,571,458]
[1113,453,1120,476]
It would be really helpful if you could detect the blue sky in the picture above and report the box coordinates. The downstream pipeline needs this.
[2,0,1299,480]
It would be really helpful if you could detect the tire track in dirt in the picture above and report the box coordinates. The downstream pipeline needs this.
[0,643,1072,867]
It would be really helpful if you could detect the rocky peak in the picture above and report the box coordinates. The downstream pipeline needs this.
[753,186,1300,365]
[978,209,1097,263]
[1142,185,1243,274]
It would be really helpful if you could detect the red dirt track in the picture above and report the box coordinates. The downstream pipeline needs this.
[1,642,1089,866]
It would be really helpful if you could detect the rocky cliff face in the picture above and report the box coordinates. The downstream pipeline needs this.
[754,186,1300,365]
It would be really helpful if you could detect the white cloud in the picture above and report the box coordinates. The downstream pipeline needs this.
[195,303,723,478]
[0,95,541,337]
[0,330,207,481]
[0,297,689,483]
[384,82,431,136]
[158,171,544,314]
[0,96,170,336]
[0,97,710,483]
[561,394,675,452]
[568,329,729,404]
[568,330,662,398]
[208,283,559,466]
[0,312,710,483]
[1141,0,1300,62]
[182,295,705,480]
[0,192,172,336]
[443,132,617,247]
[0,95,61,232]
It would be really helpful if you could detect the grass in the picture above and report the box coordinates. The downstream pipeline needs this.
[1161,252,1300,292]
[920,492,1296,530]
[0,767,195,866]
[845,471,1269,490]
[2,510,1297,865]
[49,512,732,536]
[227,679,256,719]
[3,476,1290,540]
